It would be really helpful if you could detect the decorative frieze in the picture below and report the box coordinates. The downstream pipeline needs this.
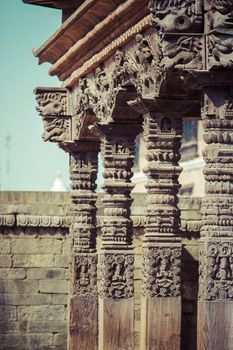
[17,214,70,228]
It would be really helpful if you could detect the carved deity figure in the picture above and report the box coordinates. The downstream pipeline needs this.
[115,140,126,154]
[76,78,97,116]
[95,66,110,94]
[135,34,155,70]
[161,117,172,132]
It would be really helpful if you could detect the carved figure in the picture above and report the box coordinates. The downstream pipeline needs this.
[42,117,68,142]
[75,78,97,116]
[161,117,172,132]
[95,66,110,93]
[135,34,155,70]
[162,36,203,70]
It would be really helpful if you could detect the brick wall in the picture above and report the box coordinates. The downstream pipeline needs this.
[0,192,200,350]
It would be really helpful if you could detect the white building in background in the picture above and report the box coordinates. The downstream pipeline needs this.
[50,171,67,192]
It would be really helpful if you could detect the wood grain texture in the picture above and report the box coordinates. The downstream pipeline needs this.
[197,301,233,350]
[99,297,134,350]
[69,295,98,350]
[140,296,181,350]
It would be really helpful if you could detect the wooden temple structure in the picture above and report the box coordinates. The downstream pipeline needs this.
[23,0,233,349]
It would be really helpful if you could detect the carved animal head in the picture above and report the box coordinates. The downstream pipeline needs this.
[149,0,197,32]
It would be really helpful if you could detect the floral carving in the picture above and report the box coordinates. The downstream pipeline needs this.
[142,247,181,297]
[100,254,134,298]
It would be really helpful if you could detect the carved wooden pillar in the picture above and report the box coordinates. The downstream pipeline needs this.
[138,102,183,350]
[68,141,100,350]
[97,123,141,350]
[198,87,233,350]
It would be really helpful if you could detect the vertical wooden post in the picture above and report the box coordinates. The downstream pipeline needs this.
[134,100,183,350]
[198,87,233,350]
[97,123,141,350]
[68,141,100,350]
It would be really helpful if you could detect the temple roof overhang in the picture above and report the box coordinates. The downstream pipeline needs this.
[28,0,150,87]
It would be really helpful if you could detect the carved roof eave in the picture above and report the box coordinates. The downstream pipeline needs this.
[33,0,150,86]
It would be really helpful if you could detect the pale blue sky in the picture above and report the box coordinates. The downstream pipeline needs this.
[1,1,70,190]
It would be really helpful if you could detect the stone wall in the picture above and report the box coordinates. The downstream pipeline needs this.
[0,192,200,350]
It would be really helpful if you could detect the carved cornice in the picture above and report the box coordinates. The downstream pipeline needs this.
[33,0,126,64]
[63,15,152,88]
[50,0,150,81]
[0,213,200,232]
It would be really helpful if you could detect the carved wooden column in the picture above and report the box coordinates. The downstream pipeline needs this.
[67,141,100,350]
[35,87,100,350]
[198,87,233,350]
[97,122,141,350]
[134,100,183,350]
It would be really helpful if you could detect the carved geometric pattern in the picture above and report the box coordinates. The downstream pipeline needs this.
[142,247,181,297]
[99,253,134,299]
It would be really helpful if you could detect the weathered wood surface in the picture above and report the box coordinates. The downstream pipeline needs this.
[140,297,181,350]
[69,295,98,350]
[99,298,134,350]
[198,301,233,350]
